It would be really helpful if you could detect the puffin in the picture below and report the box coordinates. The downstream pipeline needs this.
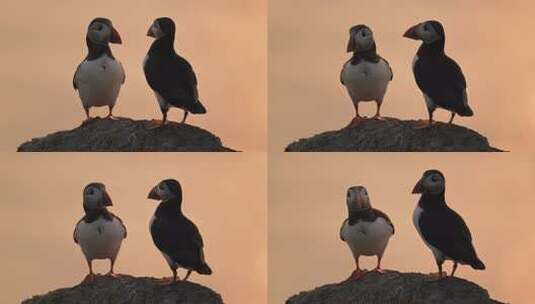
[147,179,212,283]
[412,170,485,279]
[339,186,395,280]
[143,17,207,128]
[73,18,125,123]
[73,183,127,283]
[341,25,393,127]
[403,20,473,128]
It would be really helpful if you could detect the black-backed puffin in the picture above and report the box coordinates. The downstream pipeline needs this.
[341,25,393,127]
[73,18,125,123]
[73,183,127,283]
[404,20,473,128]
[148,179,212,283]
[340,186,395,280]
[143,17,207,128]
[412,170,485,279]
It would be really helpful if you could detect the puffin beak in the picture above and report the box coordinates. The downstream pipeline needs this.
[412,178,424,194]
[110,27,122,44]
[147,25,155,38]
[148,186,160,200]
[346,34,355,52]
[403,24,420,40]
[102,190,113,206]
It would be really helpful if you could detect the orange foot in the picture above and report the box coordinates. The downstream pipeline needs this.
[105,114,118,120]
[346,269,367,281]
[81,273,97,284]
[105,272,121,279]
[373,267,387,274]
[347,117,365,128]
[413,120,434,129]
[426,271,447,281]
[372,115,386,121]
[159,277,178,285]
[147,120,166,129]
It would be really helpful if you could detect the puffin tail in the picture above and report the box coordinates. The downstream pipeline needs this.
[197,262,212,275]
[457,104,473,117]
[189,100,207,114]
[470,258,486,270]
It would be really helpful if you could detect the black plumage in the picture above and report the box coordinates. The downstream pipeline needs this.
[413,169,485,278]
[148,179,212,282]
[405,20,473,126]
[144,17,206,125]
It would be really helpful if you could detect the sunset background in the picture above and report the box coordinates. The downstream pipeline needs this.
[1,0,266,152]
[0,154,266,304]
[269,0,535,152]
[269,153,535,304]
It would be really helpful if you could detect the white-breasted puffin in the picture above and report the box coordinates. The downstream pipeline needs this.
[143,17,207,128]
[73,18,125,123]
[73,183,127,283]
[341,25,393,127]
[147,179,212,283]
[339,186,395,280]
[404,20,473,128]
[412,170,485,279]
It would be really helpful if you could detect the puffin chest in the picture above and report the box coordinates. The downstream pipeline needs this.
[342,60,391,101]
[342,218,393,256]
[76,217,124,259]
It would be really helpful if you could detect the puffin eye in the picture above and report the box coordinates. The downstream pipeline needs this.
[88,188,94,195]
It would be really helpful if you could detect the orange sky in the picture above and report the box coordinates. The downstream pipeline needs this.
[0,154,267,304]
[1,0,266,152]
[269,153,535,304]
[269,0,535,152]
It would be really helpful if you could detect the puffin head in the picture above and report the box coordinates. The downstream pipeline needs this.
[346,185,371,211]
[148,179,182,202]
[347,24,375,53]
[403,20,444,44]
[87,17,122,45]
[147,17,175,39]
[412,169,445,195]
[83,182,113,210]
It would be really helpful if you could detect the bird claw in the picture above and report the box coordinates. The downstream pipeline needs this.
[413,120,433,129]
[147,120,166,129]
[81,273,97,284]
[346,269,367,281]
[425,271,447,281]
[373,267,386,274]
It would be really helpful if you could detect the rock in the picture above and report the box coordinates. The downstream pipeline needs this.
[18,117,235,152]
[286,271,505,304]
[22,274,224,304]
[285,118,503,152]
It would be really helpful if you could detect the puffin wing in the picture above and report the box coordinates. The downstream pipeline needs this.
[151,215,206,268]
[73,217,84,243]
[119,61,126,84]
[379,56,393,81]
[414,55,467,111]
[339,218,348,241]
[73,62,83,90]
[372,208,394,234]
[419,207,478,263]
[144,54,200,109]
[110,212,127,239]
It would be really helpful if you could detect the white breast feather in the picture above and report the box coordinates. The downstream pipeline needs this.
[75,55,124,108]
[341,217,393,257]
[342,59,392,103]
[75,217,125,261]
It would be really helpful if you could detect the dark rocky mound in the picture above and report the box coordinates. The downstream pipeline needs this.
[18,117,235,152]
[285,118,503,152]
[286,271,505,304]
[22,274,224,304]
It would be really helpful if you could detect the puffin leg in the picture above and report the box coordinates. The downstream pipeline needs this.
[347,103,363,127]
[81,107,94,125]
[347,256,366,280]
[448,112,456,124]
[373,255,386,273]
[427,261,447,280]
[372,100,384,120]
[106,258,120,278]
[82,260,96,284]
[183,270,192,281]
[415,111,434,129]
[450,261,458,277]
[106,106,117,120]
[148,109,168,129]
[181,111,189,124]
